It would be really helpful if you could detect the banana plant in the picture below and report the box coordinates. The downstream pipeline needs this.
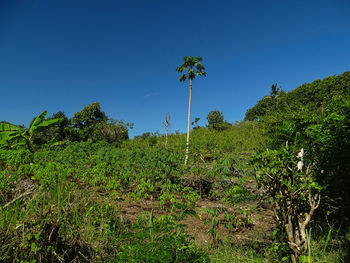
[0,122,22,145]
[0,111,63,152]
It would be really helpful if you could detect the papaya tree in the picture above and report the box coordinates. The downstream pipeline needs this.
[176,56,206,165]
[0,111,63,152]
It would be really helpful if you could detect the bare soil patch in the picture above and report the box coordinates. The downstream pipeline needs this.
[115,197,276,246]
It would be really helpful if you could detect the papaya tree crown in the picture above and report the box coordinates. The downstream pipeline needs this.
[176,56,206,82]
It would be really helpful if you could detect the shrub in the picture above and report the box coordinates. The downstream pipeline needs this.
[252,144,321,263]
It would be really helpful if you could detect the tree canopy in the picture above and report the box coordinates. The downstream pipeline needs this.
[176,56,206,82]
[72,102,107,129]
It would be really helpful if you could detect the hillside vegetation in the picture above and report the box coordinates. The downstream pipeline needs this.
[246,71,350,223]
[0,72,349,262]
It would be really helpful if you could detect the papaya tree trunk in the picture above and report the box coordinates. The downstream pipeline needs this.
[185,78,192,165]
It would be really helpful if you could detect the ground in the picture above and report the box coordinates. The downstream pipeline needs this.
[115,195,276,246]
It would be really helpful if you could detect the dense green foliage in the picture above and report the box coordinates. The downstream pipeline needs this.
[0,116,266,262]
[246,71,350,262]
[176,56,207,82]
[246,72,350,221]
[0,122,22,148]
[70,102,132,145]
[0,144,193,261]
[252,145,321,262]
[206,110,231,131]
[1,71,350,262]
[245,72,350,123]
[1,103,131,152]
[0,111,63,152]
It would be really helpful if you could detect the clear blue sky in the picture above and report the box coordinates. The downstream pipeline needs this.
[1,0,350,137]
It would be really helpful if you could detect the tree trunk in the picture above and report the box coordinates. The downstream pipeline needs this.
[285,215,300,263]
[283,191,320,263]
[165,124,168,146]
[164,114,170,146]
[184,78,192,165]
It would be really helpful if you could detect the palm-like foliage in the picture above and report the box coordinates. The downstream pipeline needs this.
[176,56,206,82]
[0,111,63,151]
[0,122,22,146]
[176,56,206,165]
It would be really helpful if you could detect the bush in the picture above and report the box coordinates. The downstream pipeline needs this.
[252,144,321,263]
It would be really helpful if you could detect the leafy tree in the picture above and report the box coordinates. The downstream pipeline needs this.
[306,95,350,222]
[176,56,206,165]
[51,111,69,130]
[72,102,108,141]
[206,110,231,131]
[72,102,107,128]
[35,111,76,142]
[93,119,132,146]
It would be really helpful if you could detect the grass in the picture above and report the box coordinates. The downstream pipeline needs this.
[301,227,350,263]
[0,177,130,262]
[207,243,265,263]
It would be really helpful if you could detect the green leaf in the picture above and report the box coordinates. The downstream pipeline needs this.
[0,122,22,132]
[28,110,63,136]
[0,123,24,145]
[29,110,48,134]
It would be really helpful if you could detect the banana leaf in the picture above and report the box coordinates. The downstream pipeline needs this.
[1,111,63,150]
[0,123,23,145]
[29,111,63,135]
[0,122,22,132]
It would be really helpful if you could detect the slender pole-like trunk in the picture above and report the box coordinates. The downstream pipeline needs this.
[184,78,192,165]
[164,114,170,146]
[165,124,168,146]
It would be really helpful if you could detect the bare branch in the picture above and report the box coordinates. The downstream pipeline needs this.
[2,187,35,209]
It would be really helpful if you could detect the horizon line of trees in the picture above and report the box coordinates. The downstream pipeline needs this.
[0,102,132,150]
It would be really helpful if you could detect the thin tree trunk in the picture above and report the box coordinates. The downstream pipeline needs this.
[185,79,192,165]
[164,114,170,146]
[165,124,168,146]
